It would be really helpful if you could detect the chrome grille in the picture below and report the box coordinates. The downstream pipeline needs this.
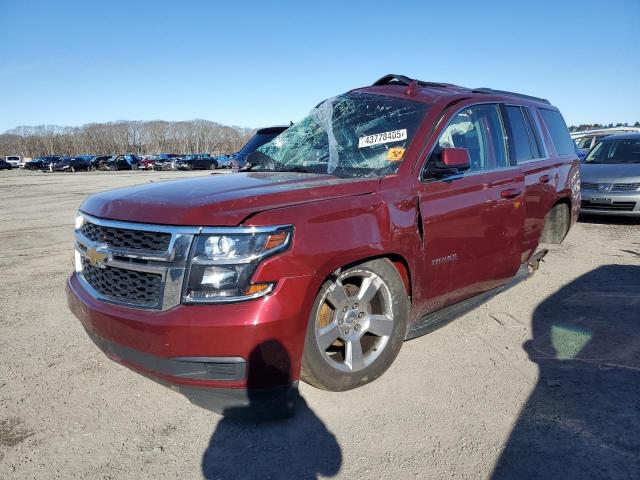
[80,221,171,251]
[81,258,163,306]
[612,183,640,192]
[580,182,598,191]
[75,214,198,310]
[581,182,640,192]
[581,200,636,211]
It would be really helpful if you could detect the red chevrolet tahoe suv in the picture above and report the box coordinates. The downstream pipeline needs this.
[67,74,580,414]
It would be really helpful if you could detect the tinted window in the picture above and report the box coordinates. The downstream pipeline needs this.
[505,106,533,162]
[584,139,640,164]
[539,109,574,155]
[522,108,544,158]
[436,104,508,172]
[577,137,592,149]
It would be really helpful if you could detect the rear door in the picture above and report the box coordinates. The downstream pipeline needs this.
[415,103,524,315]
[516,107,573,260]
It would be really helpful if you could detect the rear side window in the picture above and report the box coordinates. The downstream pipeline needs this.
[539,109,574,155]
[505,106,534,162]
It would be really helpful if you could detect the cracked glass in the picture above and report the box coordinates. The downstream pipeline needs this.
[246,93,429,178]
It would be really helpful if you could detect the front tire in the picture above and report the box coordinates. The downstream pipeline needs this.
[301,259,408,391]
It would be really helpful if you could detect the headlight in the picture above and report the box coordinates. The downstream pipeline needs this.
[75,213,84,230]
[183,225,292,303]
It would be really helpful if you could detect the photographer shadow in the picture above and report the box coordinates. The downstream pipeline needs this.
[201,339,342,480]
[492,265,640,479]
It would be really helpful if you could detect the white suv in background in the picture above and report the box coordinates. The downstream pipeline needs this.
[5,155,22,168]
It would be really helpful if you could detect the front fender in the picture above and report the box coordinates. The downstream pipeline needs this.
[246,191,423,297]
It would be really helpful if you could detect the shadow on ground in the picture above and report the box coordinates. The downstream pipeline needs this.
[201,340,342,480]
[578,213,640,225]
[493,265,640,479]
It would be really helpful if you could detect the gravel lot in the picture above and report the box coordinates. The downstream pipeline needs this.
[1,169,639,479]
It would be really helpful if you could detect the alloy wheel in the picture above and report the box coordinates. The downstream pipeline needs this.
[314,270,394,372]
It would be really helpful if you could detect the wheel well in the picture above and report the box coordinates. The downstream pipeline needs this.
[334,254,412,301]
[540,198,571,244]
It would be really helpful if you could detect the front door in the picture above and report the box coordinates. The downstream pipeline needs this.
[414,103,524,317]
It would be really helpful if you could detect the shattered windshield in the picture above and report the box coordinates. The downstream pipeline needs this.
[247,93,429,178]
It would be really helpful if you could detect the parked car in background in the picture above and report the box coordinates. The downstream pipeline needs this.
[151,154,179,171]
[574,141,587,161]
[5,155,21,168]
[24,156,61,170]
[67,74,579,414]
[572,127,640,156]
[579,132,640,217]
[53,156,93,172]
[232,126,289,168]
[42,156,63,171]
[93,154,140,171]
[90,156,112,170]
[137,158,155,170]
[175,154,218,170]
[0,159,12,170]
[214,154,233,168]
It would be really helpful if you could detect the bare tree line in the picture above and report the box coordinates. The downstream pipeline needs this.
[0,120,255,158]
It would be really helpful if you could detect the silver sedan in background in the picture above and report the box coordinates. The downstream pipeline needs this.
[580,133,640,217]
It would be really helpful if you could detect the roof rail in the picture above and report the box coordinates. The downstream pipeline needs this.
[372,74,456,89]
[472,87,550,105]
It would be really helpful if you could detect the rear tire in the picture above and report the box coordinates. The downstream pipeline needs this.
[301,259,408,391]
[210,160,219,170]
[540,202,570,244]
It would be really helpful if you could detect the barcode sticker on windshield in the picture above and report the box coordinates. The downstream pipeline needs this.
[358,129,407,148]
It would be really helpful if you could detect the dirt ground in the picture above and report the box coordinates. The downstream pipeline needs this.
[1,169,639,479]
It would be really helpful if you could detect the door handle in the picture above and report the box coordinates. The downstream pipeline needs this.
[500,188,521,199]
[539,174,551,183]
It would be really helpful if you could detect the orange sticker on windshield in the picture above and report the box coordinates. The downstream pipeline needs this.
[386,147,406,161]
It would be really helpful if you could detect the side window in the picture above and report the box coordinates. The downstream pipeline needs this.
[522,108,545,158]
[505,106,534,163]
[539,109,574,155]
[435,104,508,172]
[577,136,592,149]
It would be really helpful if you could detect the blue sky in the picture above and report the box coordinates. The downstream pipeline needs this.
[1,0,639,132]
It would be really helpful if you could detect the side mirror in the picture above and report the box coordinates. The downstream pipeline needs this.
[439,147,471,170]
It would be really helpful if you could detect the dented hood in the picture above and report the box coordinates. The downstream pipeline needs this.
[80,172,379,226]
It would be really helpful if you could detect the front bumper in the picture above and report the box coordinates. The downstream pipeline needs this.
[580,190,640,217]
[67,271,317,413]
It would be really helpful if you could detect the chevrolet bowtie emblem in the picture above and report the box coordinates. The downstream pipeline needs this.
[85,247,109,268]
